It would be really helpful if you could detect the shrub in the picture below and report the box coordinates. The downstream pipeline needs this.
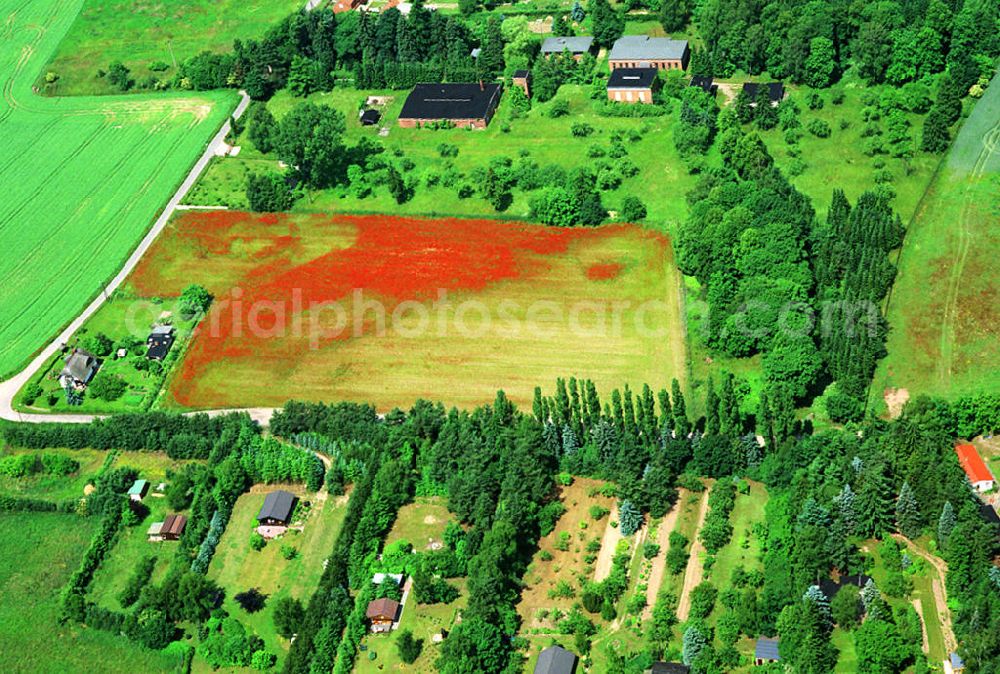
[250,532,267,551]
[22,382,42,405]
[589,505,610,521]
[807,92,825,109]
[643,542,661,559]
[571,122,594,137]
[89,373,127,401]
[831,90,845,105]
[547,99,570,118]
[807,119,831,138]
[281,544,298,560]
[397,629,423,664]
[620,196,647,222]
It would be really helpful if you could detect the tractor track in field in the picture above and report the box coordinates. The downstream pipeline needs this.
[935,116,1000,389]
[0,120,191,358]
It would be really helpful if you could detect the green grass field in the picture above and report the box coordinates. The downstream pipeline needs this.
[874,73,1000,406]
[0,512,182,673]
[205,485,348,668]
[187,84,698,235]
[704,482,767,595]
[0,447,104,500]
[0,0,234,378]
[39,0,303,96]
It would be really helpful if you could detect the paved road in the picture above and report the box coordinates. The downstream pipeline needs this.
[0,92,252,425]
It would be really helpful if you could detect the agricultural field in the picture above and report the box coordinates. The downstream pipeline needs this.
[0,512,182,673]
[39,0,303,96]
[14,293,200,414]
[874,73,1000,407]
[205,484,349,668]
[0,0,233,378]
[127,211,687,411]
[186,85,699,234]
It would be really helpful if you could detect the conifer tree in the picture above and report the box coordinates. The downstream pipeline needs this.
[804,585,831,625]
[857,461,894,537]
[682,624,707,665]
[937,501,955,549]
[619,499,642,536]
[671,379,690,438]
[833,483,858,535]
[705,377,720,436]
[895,481,922,539]
[658,388,674,435]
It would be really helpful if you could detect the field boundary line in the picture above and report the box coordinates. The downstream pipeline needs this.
[0,91,250,424]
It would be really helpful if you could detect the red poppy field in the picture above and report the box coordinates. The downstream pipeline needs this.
[129,211,686,410]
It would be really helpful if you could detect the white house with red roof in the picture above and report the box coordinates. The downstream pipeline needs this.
[956,443,995,492]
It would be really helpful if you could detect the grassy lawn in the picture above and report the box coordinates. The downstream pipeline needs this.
[189,84,698,235]
[385,496,452,550]
[0,0,234,378]
[127,211,687,411]
[0,512,182,672]
[88,495,180,610]
[39,0,303,96]
[355,579,469,673]
[833,628,858,673]
[0,447,104,501]
[873,72,1000,406]
[14,294,199,414]
[205,484,347,668]
[704,482,768,595]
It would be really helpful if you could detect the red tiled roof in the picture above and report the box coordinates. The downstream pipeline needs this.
[956,443,994,484]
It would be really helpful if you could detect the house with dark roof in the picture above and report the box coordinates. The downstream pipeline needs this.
[541,36,595,61]
[534,645,578,674]
[742,82,785,106]
[366,597,400,633]
[148,514,187,541]
[59,349,99,390]
[608,36,689,71]
[360,108,381,126]
[606,67,659,104]
[648,664,689,674]
[956,443,995,492]
[146,325,175,361]
[257,490,298,526]
[398,82,503,129]
[689,75,717,95]
[755,637,781,665]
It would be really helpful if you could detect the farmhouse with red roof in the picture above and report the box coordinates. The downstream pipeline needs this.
[956,443,995,492]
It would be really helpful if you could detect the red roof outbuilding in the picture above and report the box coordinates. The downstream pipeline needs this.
[956,443,994,484]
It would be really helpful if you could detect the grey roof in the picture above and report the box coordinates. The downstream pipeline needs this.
[534,646,577,674]
[61,349,98,383]
[608,36,688,62]
[149,324,174,336]
[128,479,149,496]
[755,637,781,661]
[541,36,594,54]
[257,490,297,523]
[950,652,965,669]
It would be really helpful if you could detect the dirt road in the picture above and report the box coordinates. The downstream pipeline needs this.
[911,598,930,654]
[893,534,957,653]
[642,489,687,620]
[676,489,711,622]
[594,503,624,582]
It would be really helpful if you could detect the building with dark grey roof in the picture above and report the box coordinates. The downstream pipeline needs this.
[146,325,175,361]
[398,82,503,129]
[59,349,99,390]
[606,67,659,104]
[742,82,785,106]
[649,663,690,674]
[689,75,717,95]
[534,645,578,674]
[608,36,689,70]
[541,36,595,59]
[257,490,298,526]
